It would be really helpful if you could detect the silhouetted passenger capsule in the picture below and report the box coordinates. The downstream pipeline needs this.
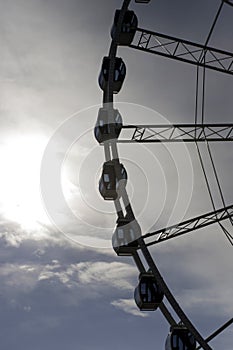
[135,0,151,3]
[112,218,141,256]
[165,325,196,350]
[111,10,138,45]
[134,270,164,311]
[98,56,126,94]
[94,107,123,143]
[99,160,127,200]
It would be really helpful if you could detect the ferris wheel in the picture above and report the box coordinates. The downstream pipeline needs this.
[94,1,233,349]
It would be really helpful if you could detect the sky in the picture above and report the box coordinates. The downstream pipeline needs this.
[0,0,233,349]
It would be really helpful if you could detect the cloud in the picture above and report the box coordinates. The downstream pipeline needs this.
[0,256,143,334]
[0,263,39,294]
[76,261,137,290]
[0,257,137,303]
[0,220,67,248]
[111,298,149,318]
[0,215,90,251]
[38,260,137,292]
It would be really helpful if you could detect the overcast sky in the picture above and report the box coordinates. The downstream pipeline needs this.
[0,0,233,349]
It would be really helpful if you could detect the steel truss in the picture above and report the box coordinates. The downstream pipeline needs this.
[118,123,233,143]
[141,204,233,247]
[97,0,232,349]
[129,28,233,75]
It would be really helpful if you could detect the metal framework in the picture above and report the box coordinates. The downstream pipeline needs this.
[129,28,233,75]
[196,318,233,350]
[224,0,233,7]
[141,204,233,247]
[96,0,233,349]
[118,123,233,143]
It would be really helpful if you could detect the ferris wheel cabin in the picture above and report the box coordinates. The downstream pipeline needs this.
[98,56,126,94]
[165,325,196,350]
[99,160,127,200]
[134,270,164,311]
[111,10,138,46]
[94,107,123,144]
[112,218,141,256]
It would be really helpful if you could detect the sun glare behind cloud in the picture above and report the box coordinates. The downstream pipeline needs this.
[0,134,51,231]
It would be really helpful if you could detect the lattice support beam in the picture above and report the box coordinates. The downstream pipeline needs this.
[118,124,233,143]
[129,28,233,75]
[141,204,233,247]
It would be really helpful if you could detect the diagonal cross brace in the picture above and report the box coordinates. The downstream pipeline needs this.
[129,28,233,75]
[119,124,233,143]
[141,204,233,247]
